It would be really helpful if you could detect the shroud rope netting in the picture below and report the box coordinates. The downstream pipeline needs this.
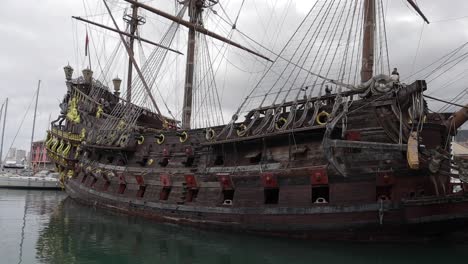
[231,0,390,120]
[99,6,187,133]
[98,2,225,131]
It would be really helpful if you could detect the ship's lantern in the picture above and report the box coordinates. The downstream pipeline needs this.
[63,64,74,80]
[82,68,93,84]
[112,77,122,93]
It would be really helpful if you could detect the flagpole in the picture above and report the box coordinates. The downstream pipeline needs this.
[85,28,92,69]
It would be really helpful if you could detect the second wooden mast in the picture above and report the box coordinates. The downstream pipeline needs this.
[124,0,145,103]
[181,0,203,129]
[122,0,271,129]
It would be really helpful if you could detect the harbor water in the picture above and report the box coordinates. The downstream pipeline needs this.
[1,189,468,264]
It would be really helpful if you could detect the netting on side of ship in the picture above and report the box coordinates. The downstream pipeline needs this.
[98,6,188,133]
[190,33,225,129]
[217,0,390,138]
[87,32,126,102]
[136,3,225,130]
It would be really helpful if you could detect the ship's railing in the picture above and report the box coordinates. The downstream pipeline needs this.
[210,90,362,144]
[71,85,146,126]
[70,85,121,119]
[49,126,83,142]
[71,86,103,113]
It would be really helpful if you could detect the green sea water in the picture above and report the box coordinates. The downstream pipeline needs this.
[1,189,468,264]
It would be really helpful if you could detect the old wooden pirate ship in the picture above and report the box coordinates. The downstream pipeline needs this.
[47,0,468,241]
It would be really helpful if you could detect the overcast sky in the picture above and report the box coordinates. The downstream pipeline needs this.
[1,0,468,159]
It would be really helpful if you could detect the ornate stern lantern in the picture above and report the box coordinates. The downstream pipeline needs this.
[112,77,122,97]
[82,68,94,84]
[63,64,74,80]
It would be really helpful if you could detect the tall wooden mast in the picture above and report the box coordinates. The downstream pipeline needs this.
[121,0,270,128]
[30,81,40,169]
[124,0,145,103]
[182,0,204,129]
[0,98,7,167]
[361,0,375,83]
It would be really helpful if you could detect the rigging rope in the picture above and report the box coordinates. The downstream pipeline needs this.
[2,91,36,164]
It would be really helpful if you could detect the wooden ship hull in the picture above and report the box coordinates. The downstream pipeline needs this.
[45,75,468,241]
[47,0,468,241]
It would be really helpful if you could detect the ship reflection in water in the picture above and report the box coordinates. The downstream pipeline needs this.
[1,190,468,264]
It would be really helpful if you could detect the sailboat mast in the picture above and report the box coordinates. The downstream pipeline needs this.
[361,0,375,83]
[0,98,8,167]
[182,0,202,129]
[125,1,139,103]
[30,81,40,168]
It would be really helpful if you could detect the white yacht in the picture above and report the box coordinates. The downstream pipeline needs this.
[0,169,61,190]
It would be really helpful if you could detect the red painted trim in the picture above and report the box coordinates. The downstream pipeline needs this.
[217,173,234,190]
[310,167,328,185]
[185,174,197,188]
[160,174,171,187]
[261,173,278,188]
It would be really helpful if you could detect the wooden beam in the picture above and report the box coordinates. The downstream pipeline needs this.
[122,0,272,62]
[125,1,139,103]
[406,0,430,24]
[328,140,407,151]
[102,0,163,118]
[72,16,183,55]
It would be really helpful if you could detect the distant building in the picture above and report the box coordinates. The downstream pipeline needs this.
[16,149,26,164]
[31,140,54,171]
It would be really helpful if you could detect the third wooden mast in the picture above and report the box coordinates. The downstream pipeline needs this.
[361,0,375,83]
[182,0,204,129]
